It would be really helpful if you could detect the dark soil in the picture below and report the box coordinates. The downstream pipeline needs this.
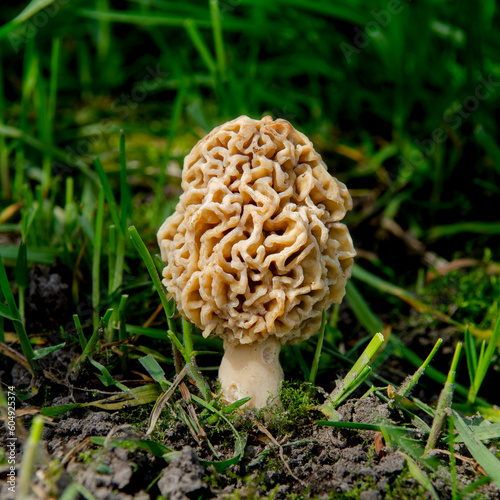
[26,262,73,335]
[1,268,499,499]
[1,379,498,500]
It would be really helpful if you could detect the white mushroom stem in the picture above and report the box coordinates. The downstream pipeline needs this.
[218,337,284,408]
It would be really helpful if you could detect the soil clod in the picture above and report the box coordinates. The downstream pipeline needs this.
[158,446,209,500]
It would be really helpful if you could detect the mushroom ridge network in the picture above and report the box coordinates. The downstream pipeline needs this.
[158,115,356,346]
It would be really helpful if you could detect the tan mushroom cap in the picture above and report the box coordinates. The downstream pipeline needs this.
[158,115,355,346]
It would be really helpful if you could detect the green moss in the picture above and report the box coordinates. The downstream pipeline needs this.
[262,380,319,435]
[214,474,270,500]
[119,401,180,443]
[78,448,100,465]
[384,469,427,500]
[325,477,377,499]
[420,257,500,331]
[120,403,154,428]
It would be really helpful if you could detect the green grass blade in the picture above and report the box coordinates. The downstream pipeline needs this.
[184,19,216,75]
[119,131,131,234]
[42,36,61,193]
[0,0,58,39]
[64,176,74,220]
[59,482,80,500]
[452,423,500,442]
[454,411,500,488]
[94,157,124,235]
[134,346,173,365]
[309,309,327,385]
[73,314,87,350]
[87,383,161,410]
[222,396,252,414]
[32,342,66,360]
[92,187,105,329]
[330,333,384,398]
[89,357,115,387]
[428,221,500,240]
[320,332,384,418]
[21,200,37,239]
[48,37,61,133]
[139,354,170,392]
[335,365,372,408]
[111,232,126,294]
[118,294,129,369]
[448,417,459,500]
[477,340,486,368]
[108,224,116,294]
[0,255,39,374]
[15,240,28,289]
[345,280,384,334]
[125,324,169,340]
[166,329,186,358]
[464,325,478,386]
[469,314,500,404]
[96,0,111,69]
[0,302,17,321]
[209,0,226,79]
[128,226,172,316]
[182,318,194,358]
[0,246,59,265]
[390,338,443,410]
[425,342,462,455]
[41,384,162,415]
[70,309,113,381]
[76,8,212,28]
[17,415,45,499]
[392,338,491,407]
[403,453,440,500]
[89,357,133,395]
[0,45,9,200]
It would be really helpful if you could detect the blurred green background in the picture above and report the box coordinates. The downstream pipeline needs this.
[1,1,499,251]
[2,6,500,494]
[0,0,499,325]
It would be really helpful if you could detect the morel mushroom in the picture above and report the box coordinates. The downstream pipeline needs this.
[158,115,355,407]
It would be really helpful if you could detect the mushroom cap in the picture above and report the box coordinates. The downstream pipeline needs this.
[158,116,355,346]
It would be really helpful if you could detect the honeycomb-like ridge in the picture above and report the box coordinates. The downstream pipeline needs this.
[158,116,355,345]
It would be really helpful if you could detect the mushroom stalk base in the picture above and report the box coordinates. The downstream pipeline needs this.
[219,337,284,408]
